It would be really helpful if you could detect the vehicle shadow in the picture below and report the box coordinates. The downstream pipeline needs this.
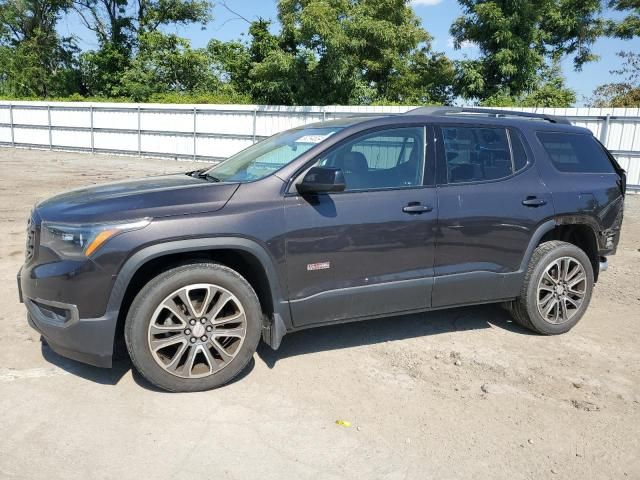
[257,303,534,369]
[41,343,131,386]
[39,303,532,387]
[40,339,256,392]
[129,357,256,392]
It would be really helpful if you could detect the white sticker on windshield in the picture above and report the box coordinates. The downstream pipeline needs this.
[295,134,332,144]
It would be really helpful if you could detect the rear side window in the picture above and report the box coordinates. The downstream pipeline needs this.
[442,126,513,183]
[537,132,615,173]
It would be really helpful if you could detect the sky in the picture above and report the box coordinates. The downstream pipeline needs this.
[58,0,640,105]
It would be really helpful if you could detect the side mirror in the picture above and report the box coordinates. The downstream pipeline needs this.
[296,166,346,194]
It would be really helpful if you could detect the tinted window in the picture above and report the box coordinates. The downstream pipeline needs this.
[537,132,615,173]
[510,130,528,171]
[317,127,425,191]
[442,127,513,183]
[205,126,341,182]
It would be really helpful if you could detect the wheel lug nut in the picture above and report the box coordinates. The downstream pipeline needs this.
[201,335,207,342]
[190,337,196,343]
[206,325,212,332]
[190,319,196,326]
[185,328,191,335]
[200,318,207,324]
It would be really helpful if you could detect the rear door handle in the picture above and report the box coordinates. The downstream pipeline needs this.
[522,197,547,207]
[403,203,433,214]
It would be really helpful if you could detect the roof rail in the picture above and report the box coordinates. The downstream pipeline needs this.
[404,106,572,125]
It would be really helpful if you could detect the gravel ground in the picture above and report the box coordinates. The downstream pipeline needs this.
[1,147,639,480]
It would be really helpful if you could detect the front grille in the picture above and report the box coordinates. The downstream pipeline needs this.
[25,215,36,261]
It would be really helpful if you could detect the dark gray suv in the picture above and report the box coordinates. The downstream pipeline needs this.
[18,107,626,392]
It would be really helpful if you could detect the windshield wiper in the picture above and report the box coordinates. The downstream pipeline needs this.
[189,169,221,182]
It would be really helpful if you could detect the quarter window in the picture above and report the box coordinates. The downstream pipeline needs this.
[315,127,426,191]
[510,130,529,171]
[537,132,615,173]
[442,127,513,183]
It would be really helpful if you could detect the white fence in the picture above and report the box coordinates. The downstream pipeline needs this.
[0,102,639,189]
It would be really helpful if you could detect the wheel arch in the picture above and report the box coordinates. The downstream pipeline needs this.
[107,238,291,355]
[522,217,601,282]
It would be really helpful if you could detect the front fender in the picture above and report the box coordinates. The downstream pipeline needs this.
[104,237,292,331]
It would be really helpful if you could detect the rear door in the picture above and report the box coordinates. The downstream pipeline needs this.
[284,125,438,328]
[432,124,554,307]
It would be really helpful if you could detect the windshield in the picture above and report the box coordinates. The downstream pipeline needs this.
[204,126,342,182]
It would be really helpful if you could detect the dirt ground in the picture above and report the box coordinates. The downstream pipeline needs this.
[0,147,639,480]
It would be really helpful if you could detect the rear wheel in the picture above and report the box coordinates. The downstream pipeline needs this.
[510,241,594,335]
[125,262,262,392]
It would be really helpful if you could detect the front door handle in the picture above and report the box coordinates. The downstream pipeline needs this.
[522,196,547,207]
[403,203,433,214]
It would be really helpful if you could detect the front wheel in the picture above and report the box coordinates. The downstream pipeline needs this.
[125,263,262,392]
[510,241,594,335]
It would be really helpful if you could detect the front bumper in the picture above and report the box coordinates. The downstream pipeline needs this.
[18,269,117,368]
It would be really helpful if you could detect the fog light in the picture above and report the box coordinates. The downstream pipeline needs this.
[30,300,72,323]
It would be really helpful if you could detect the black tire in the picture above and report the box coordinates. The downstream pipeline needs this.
[510,240,594,335]
[125,262,262,392]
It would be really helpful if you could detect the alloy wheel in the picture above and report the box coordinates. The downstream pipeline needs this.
[536,256,587,325]
[147,283,247,378]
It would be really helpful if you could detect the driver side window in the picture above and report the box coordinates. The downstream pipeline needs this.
[315,127,426,191]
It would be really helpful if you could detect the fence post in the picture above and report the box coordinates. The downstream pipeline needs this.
[252,108,257,144]
[137,105,142,156]
[600,114,611,147]
[9,103,14,146]
[47,105,52,150]
[193,107,197,161]
[90,105,94,153]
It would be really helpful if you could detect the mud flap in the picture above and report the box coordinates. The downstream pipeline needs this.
[262,313,286,350]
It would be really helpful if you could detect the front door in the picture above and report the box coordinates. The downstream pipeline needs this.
[284,126,438,328]
[432,124,554,307]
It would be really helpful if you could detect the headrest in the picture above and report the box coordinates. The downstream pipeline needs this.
[340,152,368,174]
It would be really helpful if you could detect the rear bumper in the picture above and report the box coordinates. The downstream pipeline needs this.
[19,270,117,368]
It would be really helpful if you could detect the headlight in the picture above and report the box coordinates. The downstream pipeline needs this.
[41,218,151,258]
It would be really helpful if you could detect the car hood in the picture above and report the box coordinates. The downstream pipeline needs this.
[35,174,240,224]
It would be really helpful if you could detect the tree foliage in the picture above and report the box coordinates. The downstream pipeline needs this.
[0,0,637,106]
[480,60,576,107]
[607,0,640,38]
[0,0,79,96]
[588,51,640,107]
[451,0,604,101]
[73,0,210,95]
[210,0,455,105]
[118,31,217,100]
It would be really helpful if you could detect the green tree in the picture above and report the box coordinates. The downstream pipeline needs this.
[588,51,640,107]
[211,0,455,105]
[451,0,604,101]
[480,60,576,107]
[207,37,251,94]
[118,31,216,101]
[79,42,130,96]
[76,0,211,96]
[0,0,79,96]
[607,0,639,38]
[274,0,453,105]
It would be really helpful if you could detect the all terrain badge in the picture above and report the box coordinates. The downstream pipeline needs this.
[307,261,330,271]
